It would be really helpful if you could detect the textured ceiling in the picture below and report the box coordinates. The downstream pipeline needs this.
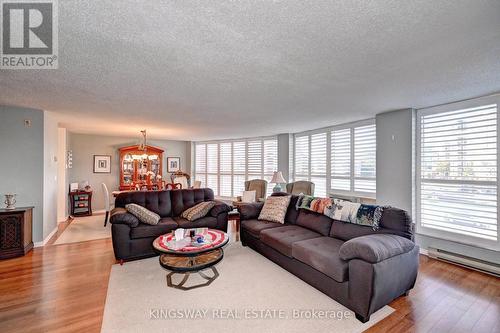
[1,0,500,141]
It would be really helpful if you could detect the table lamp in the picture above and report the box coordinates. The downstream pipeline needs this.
[270,171,287,193]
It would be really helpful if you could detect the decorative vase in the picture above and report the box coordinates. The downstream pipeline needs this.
[272,184,283,193]
[4,194,16,210]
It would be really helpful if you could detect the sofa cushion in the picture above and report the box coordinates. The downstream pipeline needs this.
[181,201,216,221]
[258,195,291,224]
[115,190,172,217]
[173,216,218,229]
[295,209,333,236]
[292,237,348,282]
[130,217,177,239]
[126,203,161,225]
[241,219,285,238]
[171,188,215,216]
[260,225,322,258]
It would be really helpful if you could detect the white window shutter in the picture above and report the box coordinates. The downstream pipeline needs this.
[419,104,498,241]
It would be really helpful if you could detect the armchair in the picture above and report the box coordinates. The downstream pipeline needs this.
[235,179,268,203]
[286,181,315,196]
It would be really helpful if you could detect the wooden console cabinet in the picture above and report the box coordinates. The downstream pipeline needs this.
[0,207,33,260]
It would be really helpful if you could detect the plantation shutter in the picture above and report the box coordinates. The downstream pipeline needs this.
[419,104,498,240]
[354,124,376,193]
[331,129,351,191]
[310,133,327,197]
[206,143,218,195]
[195,143,207,187]
[247,140,263,178]
[219,143,232,197]
[294,135,309,180]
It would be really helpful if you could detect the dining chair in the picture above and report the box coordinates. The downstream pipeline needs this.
[101,183,112,227]
[173,176,189,189]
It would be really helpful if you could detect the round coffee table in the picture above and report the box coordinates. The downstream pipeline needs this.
[152,229,229,290]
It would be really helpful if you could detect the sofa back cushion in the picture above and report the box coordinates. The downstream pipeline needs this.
[330,207,413,241]
[171,188,215,217]
[115,190,172,217]
[295,209,333,236]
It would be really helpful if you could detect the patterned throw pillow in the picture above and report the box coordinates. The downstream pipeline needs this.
[258,195,291,224]
[125,204,161,225]
[181,201,216,221]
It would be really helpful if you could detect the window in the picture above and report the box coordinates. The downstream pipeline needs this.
[194,137,278,198]
[417,100,499,248]
[293,120,375,198]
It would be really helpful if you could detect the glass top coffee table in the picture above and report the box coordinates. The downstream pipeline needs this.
[152,228,229,290]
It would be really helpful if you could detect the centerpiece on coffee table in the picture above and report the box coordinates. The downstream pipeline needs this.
[152,228,229,290]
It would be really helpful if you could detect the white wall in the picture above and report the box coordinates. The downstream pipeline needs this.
[43,111,59,240]
[57,128,68,222]
[68,133,190,211]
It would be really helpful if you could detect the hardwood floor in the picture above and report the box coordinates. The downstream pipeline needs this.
[0,221,498,333]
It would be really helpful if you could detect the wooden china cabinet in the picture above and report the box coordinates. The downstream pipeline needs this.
[119,145,164,190]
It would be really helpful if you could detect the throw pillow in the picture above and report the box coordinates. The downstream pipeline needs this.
[242,190,256,203]
[356,204,384,230]
[297,195,314,210]
[125,204,160,225]
[181,201,216,221]
[258,195,291,224]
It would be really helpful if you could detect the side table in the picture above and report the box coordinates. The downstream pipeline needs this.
[227,208,240,241]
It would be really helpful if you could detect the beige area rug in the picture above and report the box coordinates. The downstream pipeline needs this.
[101,243,393,333]
[54,214,110,245]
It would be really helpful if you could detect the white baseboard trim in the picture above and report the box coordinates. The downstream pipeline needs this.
[34,226,58,247]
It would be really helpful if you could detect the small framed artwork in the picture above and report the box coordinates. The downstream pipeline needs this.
[94,155,111,173]
[167,157,180,172]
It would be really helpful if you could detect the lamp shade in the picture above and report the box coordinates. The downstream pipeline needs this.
[270,171,286,184]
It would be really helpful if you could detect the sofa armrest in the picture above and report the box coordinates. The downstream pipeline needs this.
[210,201,232,217]
[109,207,140,227]
[236,202,264,220]
[339,234,415,264]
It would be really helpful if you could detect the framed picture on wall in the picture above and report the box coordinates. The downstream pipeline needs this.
[94,155,111,173]
[167,157,180,172]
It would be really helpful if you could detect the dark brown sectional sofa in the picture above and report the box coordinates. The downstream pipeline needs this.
[110,188,231,262]
[238,193,419,323]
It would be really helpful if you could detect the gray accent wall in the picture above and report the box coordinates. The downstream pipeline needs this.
[68,133,190,211]
[277,133,292,182]
[376,109,415,214]
[0,106,44,242]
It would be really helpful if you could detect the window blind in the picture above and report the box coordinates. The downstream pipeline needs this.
[419,104,498,241]
[194,137,277,198]
[331,128,351,191]
[310,133,327,197]
[294,120,376,197]
[354,124,376,193]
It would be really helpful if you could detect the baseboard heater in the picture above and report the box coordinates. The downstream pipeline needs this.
[427,247,500,277]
